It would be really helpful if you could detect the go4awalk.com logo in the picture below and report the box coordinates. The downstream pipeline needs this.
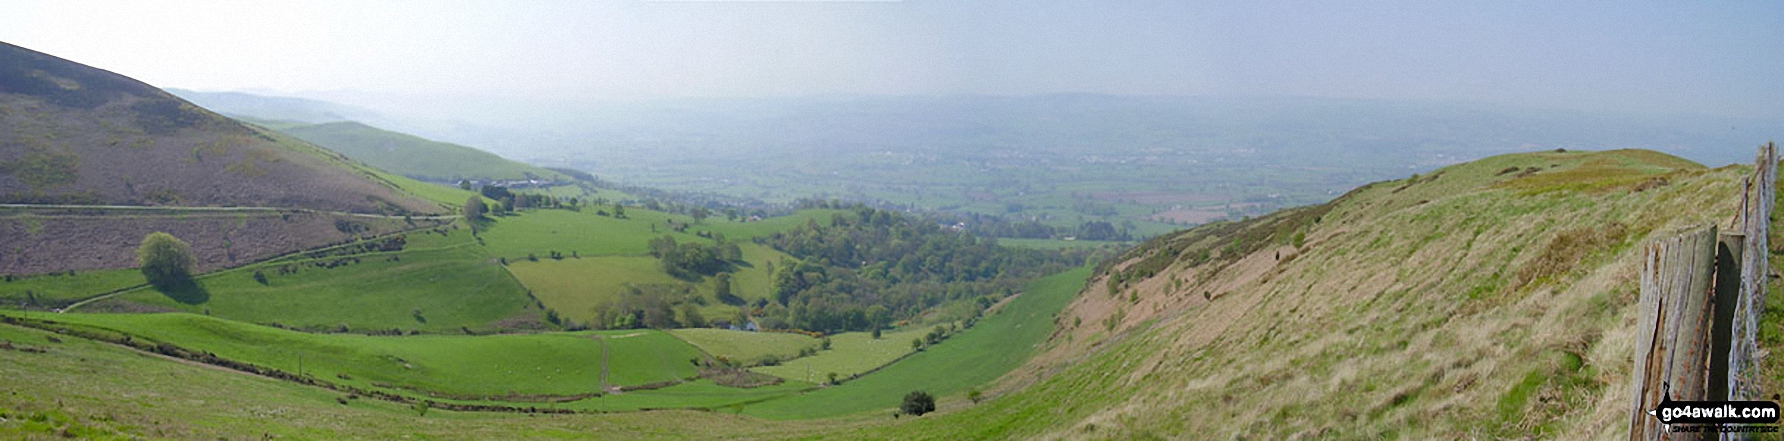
[1646,383,1782,434]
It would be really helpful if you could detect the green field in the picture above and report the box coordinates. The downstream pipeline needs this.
[0,268,145,307]
[6,312,698,397]
[752,327,927,382]
[669,328,817,366]
[504,250,777,327]
[492,208,796,325]
[0,318,850,439]
[111,227,533,333]
[478,209,692,258]
[742,266,1092,419]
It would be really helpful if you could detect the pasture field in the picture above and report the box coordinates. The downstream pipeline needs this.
[0,268,145,307]
[669,328,817,366]
[752,327,928,382]
[0,318,867,439]
[505,241,787,326]
[568,380,815,413]
[369,166,487,210]
[505,256,688,324]
[477,209,673,258]
[3,312,699,397]
[742,266,1091,419]
[111,227,533,333]
[735,267,1084,417]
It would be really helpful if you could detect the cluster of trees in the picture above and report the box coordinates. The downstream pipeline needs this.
[646,234,743,279]
[1074,221,1131,241]
[582,284,708,330]
[752,205,1083,333]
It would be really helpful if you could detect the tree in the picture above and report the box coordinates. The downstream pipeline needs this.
[137,232,195,287]
[692,207,711,224]
[968,387,984,404]
[463,196,486,221]
[713,273,741,305]
[900,391,936,416]
[680,303,707,328]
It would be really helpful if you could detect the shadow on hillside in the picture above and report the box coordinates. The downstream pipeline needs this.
[152,278,210,305]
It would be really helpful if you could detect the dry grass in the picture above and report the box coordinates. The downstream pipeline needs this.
[1015,149,1742,439]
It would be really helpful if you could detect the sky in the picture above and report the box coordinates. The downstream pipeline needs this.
[0,0,1780,118]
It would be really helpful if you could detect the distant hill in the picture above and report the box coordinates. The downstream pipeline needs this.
[173,91,571,183]
[165,89,373,124]
[0,41,436,214]
[271,120,569,183]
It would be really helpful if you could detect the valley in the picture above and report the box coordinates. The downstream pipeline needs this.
[0,3,1780,437]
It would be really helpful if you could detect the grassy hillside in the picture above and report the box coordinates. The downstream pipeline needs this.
[743,266,1092,419]
[102,224,536,333]
[982,149,1746,438]
[5,312,697,397]
[482,208,818,326]
[0,42,461,277]
[0,42,436,214]
[278,121,570,183]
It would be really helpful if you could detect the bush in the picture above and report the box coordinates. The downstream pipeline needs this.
[137,232,195,288]
[901,391,936,416]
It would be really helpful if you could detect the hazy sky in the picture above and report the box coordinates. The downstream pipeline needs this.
[1,0,1780,117]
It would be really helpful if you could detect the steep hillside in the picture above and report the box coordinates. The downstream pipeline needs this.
[0,42,435,213]
[967,149,1742,438]
[0,42,457,275]
[276,121,569,183]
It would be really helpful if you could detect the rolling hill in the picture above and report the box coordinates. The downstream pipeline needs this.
[276,121,570,183]
[0,41,459,276]
[164,88,373,124]
[171,90,571,184]
[0,42,436,213]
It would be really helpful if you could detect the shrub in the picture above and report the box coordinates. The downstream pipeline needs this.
[137,232,195,288]
[901,391,936,416]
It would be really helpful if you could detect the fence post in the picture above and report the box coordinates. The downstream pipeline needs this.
[1709,233,1744,402]
[1729,142,1776,405]
[1629,226,1719,440]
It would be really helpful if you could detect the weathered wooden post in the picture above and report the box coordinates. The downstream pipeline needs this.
[1629,226,1718,440]
[1729,142,1777,405]
[1708,233,1743,402]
